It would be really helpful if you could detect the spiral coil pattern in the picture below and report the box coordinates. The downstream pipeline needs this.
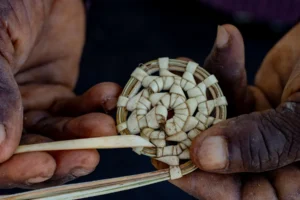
[116,58,227,179]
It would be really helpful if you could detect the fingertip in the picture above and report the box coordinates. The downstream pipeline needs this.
[194,136,229,171]
[216,25,230,48]
[205,24,245,77]
[190,125,229,172]
[204,24,247,116]
[14,135,99,187]
[0,152,56,186]
[52,149,100,179]
[210,24,244,59]
[72,149,100,177]
[66,113,117,138]
[50,82,122,116]
[88,82,122,112]
[221,24,243,40]
[221,24,240,33]
[3,135,56,186]
[91,82,122,96]
[23,152,56,185]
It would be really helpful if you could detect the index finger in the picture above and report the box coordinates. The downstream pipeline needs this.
[255,22,300,106]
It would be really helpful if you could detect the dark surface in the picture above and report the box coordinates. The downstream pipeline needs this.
[1,0,295,199]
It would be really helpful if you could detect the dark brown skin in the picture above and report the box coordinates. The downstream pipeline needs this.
[0,0,121,189]
[153,22,300,199]
[1,0,300,198]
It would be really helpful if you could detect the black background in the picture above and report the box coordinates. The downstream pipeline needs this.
[1,0,295,199]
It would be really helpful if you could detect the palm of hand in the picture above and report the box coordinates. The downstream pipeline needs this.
[0,0,121,189]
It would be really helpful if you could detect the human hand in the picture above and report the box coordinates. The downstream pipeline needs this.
[0,0,121,189]
[153,22,300,199]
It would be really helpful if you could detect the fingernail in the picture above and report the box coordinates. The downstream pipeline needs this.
[151,158,168,169]
[26,176,50,184]
[102,97,118,113]
[71,168,91,177]
[0,124,6,145]
[215,25,229,48]
[196,136,228,171]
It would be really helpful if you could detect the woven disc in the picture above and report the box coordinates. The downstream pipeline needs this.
[116,57,227,179]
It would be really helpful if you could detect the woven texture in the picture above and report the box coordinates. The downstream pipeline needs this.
[117,58,227,179]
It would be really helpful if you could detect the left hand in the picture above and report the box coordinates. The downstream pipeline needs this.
[154,22,300,199]
[0,0,122,189]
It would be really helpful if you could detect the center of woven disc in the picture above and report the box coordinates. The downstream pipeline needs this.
[167,110,174,120]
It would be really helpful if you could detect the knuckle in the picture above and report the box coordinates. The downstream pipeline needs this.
[245,102,300,171]
[0,0,49,68]
[241,113,274,171]
[255,111,284,170]
[0,80,20,100]
[231,111,287,171]
[0,81,22,121]
[277,102,300,160]
[0,0,25,64]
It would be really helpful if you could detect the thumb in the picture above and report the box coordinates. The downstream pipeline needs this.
[190,100,300,173]
[203,24,254,116]
[0,57,23,163]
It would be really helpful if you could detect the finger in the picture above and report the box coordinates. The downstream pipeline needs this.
[50,82,122,116]
[248,86,272,111]
[0,60,23,163]
[283,59,300,103]
[52,149,99,178]
[203,24,254,115]
[242,174,277,200]
[24,111,117,140]
[18,134,99,189]
[20,83,75,111]
[190,101,300,173]
[255,22,300,106]
[190,24,300,173]
[0,151,56,189]
[15,59,79,89]
[152,159,241,200]
[268,165,300,200]
[172,171,241,200]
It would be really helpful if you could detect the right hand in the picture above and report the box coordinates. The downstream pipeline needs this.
[154,22,300,199]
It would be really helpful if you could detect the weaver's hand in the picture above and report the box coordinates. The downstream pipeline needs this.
[0,0,121,189]
[154,22,300,199]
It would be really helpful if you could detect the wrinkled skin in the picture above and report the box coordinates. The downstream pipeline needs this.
[0,0,121,189]
[153,23,300,200]
[2,0,300,198]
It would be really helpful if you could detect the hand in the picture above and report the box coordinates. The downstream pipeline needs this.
[154,22,300,199]
[0,0,121,189]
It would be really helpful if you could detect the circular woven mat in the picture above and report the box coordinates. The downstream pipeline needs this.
[116,57,227,179]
